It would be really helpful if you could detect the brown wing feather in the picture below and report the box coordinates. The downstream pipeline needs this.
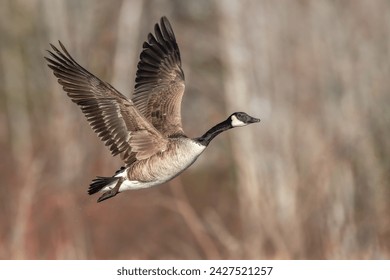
[45,42,167,165]
[132,16,186,137]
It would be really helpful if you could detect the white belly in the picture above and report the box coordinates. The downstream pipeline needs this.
[101,139,206,193]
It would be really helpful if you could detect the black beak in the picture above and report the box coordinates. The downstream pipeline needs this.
[248,116,261,123]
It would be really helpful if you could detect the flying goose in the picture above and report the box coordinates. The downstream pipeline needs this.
[45,17,260,202]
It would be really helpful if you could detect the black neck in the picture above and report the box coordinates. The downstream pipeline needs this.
[195,118,232,146]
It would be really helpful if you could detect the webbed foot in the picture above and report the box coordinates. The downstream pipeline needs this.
[97,177,124,203]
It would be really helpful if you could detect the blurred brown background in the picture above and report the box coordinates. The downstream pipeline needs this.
[1,0,389,259]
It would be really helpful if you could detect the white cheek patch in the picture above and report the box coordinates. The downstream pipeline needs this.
[231,115,247,127]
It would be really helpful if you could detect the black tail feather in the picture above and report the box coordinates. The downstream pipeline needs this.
[88,176,118,195]
[88,166,125,195]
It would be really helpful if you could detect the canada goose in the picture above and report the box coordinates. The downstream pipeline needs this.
[45,17,260,202]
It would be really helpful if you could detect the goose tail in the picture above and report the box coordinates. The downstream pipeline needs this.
[88,176,118,195]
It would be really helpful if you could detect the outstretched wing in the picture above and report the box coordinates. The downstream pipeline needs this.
[45,42,168,165]
[132,16,186,137]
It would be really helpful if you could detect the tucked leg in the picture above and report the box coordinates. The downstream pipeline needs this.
[97,177,124,202]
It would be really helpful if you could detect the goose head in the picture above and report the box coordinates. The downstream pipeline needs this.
[230,112,260,127]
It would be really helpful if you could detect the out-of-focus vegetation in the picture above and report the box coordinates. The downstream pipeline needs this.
[1,0,389,259]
